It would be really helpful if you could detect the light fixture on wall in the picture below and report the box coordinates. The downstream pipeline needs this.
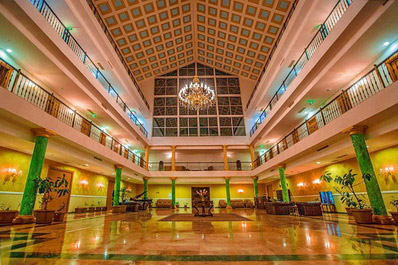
[97,183,104,190]
[80,180,88,187]
[3,167,22,184]
[312,179,321,184]
[379,166,397,182]
[238,189,244,193]
[297,182,304,187]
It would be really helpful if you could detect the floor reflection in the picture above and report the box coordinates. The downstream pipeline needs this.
[0,208,397,264]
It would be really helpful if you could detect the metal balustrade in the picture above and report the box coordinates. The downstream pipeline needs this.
[28,0,149,138]
[147,161,252,171]
[84,0,149,111]
[0,58,147,169]
[253,50,398,168]
[249,0,353,137]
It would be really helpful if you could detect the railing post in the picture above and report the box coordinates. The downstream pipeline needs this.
[373,64,386,89]
[82,52,87,64]
[320,108,327,126]
[10,69,21,93]
[71,110,77,128]
[305,48,309,60]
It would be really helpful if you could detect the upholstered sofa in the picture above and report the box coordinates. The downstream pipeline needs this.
[244,199,254,208]
[295,202,322,216]
[218,200,227,208]
[231,200,245,208]
[264,202,292,215]
[156,199,172,208]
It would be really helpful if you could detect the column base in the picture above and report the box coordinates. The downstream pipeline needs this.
[226,206,232,210]
[13,215,36,224]
[373,215,395,225]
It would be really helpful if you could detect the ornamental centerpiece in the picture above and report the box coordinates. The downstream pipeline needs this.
[178,75,215,111]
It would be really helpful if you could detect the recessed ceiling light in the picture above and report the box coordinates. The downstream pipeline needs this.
[316,162,320,164]
[6,49,12,53]
[383,42,390,46]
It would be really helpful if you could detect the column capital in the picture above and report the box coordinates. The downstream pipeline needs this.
[32,128,56,138]
[115,164,123,169]
[277,163,286,169]
[143,177,150,180]
[252,176,258,180]
[171,145,176,150]
[224,176,231,180]
[170,177,177,180]
[342,125,368,136]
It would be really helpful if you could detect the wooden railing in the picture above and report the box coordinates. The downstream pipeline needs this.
[253,50,398,168]
[249,0,354,136]
[147,161,252,171]
[0,58,146,169]
[28,0,149,137]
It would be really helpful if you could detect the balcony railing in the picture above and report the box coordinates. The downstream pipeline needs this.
[0,57,147,169]
[249,0,353,137]
[28,0,149,138]
[148,161,252,171]
[253,50,398,168]
[85,0,149,111]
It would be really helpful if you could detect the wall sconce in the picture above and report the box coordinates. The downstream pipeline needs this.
[3,167,22,184]
[80,180,88,187]
[312,179,321,184]
[379,166,397,183]
[97,183,104,190]
[297,182,304,187]
[238,189,244,193]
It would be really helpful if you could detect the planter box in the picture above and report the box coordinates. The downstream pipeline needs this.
[346,207,354,216]
[101,207,107,211]
[34,210,55,224]
[351,209,373,224]
[75,208,87,213]
[95,207,102,212]
[88,207,96,212]
[0,210,18,225]
[53,212,65,222]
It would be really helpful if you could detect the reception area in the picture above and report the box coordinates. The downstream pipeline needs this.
[1,0,398,264]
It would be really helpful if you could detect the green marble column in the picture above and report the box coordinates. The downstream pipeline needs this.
[20,136,49,215]
[348,128,387,215]
[225,177,231,207]
[253,177,259,198]
[14,129,55,224]
[113,166,122,206]
[171,178,176,208]
[143,177,149,200]
[278,166,289,202]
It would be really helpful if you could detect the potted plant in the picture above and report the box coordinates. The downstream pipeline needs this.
[34,175,70,224]
[88,203,95,212]
[175,201,180,209]
[95,201,102,212]
[184,203,188,211]
[53,202,67,222]
[321,170,373,224]
[390,199,398,224]
[0,204,19,225]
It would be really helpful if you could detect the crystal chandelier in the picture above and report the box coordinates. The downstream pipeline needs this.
[178,75,215,110]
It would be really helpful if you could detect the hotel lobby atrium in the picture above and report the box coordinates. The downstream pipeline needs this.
[1,0,398,263]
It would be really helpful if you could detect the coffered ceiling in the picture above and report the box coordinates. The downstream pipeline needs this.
[93,0,294,82]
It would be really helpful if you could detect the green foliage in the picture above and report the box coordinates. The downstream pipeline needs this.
[120,187,132,201]
[320,169,370,209]
[34,174,70,210]
[391,199,398,211]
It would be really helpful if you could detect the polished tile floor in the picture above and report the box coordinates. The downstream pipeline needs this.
[0,208,397,264]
